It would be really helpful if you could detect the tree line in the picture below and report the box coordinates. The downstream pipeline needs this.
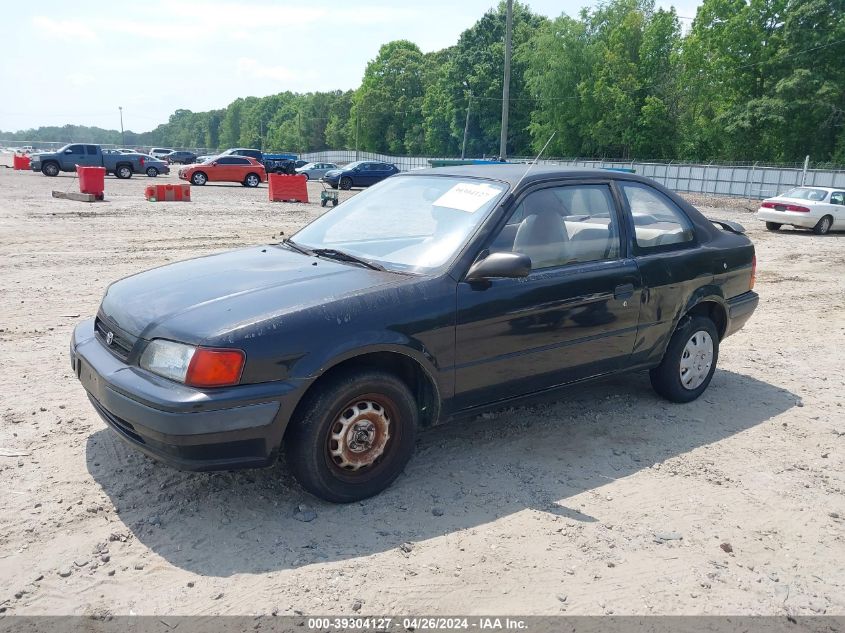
[4,0,844,163]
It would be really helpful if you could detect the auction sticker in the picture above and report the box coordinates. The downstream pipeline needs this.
[433,182,501,212]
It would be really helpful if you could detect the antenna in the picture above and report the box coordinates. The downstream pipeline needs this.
[514,131,556,190]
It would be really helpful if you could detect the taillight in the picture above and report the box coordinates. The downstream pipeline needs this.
[140,157,145,166]
[761,201,776,208]
[185,348,245,388]
[750,255,756,290]
[786,204,809,212]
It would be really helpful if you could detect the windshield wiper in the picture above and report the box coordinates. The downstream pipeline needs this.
[280,237,312,256]
[312,248,386,271]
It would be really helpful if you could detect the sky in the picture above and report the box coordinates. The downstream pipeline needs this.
[0,0,703,134]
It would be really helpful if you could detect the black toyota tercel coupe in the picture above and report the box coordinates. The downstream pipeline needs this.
[71,165,759,502]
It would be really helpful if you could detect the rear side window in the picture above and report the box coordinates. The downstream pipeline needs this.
[86,145,98,155]
[619,182,695,249]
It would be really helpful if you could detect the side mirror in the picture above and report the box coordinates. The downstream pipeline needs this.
[466,251,532,282]
[211,161,218,166]
[64,149,73,154]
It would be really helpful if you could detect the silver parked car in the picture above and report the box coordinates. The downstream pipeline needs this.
[295,162,338,181]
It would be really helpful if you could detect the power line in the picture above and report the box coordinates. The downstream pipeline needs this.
[733,36,845,70]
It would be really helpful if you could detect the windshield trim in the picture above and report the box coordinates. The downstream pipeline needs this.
[292,174,511,276]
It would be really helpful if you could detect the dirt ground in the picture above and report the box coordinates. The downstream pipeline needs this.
[0,158,843,617]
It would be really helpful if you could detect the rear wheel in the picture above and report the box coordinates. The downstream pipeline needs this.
[339,176,353,190]
[146,167,159,177]
[813,215,833,235]
[191,171,207,186]
[650,315,719,403]
[244,173,261,188]
[765,221,781,231]
[286,369,418,503]
[115,165,133,179]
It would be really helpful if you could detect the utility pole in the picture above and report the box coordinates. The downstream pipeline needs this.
[499,0,513,160]
[461,92,472,159]
[298,111,303,154]
[355,109,360,161]
[118,106,125,147]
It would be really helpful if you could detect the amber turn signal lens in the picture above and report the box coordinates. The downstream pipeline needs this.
[185,348,245,388]
[750,255,756,290]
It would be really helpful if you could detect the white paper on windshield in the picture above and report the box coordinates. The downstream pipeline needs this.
[433,182,500,213]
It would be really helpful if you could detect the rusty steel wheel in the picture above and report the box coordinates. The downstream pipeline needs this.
[327,395,393,472]
[286,369,418,503]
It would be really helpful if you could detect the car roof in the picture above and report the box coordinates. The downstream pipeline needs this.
[401,164,653,188]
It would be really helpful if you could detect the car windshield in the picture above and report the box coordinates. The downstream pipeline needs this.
[292,175,508,273]
[782,187,828,201]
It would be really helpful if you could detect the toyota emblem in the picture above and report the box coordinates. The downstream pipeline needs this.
[105,331,114,346]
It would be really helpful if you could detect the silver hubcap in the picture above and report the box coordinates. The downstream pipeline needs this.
[329,400,391,471]
[195,174,205,184]
[679,330,713,390]
[248,176,257,185]
[821,218,831,232]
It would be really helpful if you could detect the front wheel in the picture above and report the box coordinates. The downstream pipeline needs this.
[339,176,353,190]
[146,167,159,177]
[42,162,60,177]
[191,171,207,186]
[650,315,719,403]
[765,221,781,231]
[244,173,261,188]
[115,165,133,179]
[286,369,418,503]
[813,215,833,235]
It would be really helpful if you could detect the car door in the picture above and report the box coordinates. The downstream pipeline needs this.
[370,162,394,184]
[829,191,845,228]
[61,144,86,170]
[354,163,375,186]
[453,181,643,410]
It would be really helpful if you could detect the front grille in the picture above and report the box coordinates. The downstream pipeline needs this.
[94,316,137,361]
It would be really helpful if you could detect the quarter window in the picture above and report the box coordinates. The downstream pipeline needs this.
[619,182,695,249]
[490,184,621,270]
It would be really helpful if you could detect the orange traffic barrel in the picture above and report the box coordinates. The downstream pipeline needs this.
[77,166,106,196]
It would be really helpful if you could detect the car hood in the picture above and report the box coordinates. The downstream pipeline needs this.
[324,169,343,177]
[99,246,398,343]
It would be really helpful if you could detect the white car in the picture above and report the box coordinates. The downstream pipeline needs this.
[756,186,845,235]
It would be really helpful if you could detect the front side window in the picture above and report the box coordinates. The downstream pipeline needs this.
[490,184,621,270]
[67,145,84,154]
[619,182,694,249]
[292,175,508,273]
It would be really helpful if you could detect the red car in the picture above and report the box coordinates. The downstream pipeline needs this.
[178,156,267,187]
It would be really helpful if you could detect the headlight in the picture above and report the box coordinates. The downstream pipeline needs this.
[140,339,245,388]
[140,339,196,383]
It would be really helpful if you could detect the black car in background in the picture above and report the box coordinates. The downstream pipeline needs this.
[70,165,758,502]
[164,150,198,164]
[323,160,400,189]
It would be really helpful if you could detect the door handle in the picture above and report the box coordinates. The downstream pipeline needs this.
[614,283,635,300]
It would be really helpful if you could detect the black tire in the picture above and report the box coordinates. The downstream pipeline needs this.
[339,176,353,190]
[146,167,159,177]
[286,369,418,503]
[321,199,327,207]
[332,199,338,206]
[765,221,781,231]
[42,162,60,177]
[115,165,133,179]
[191,171,207,186]
[812,215,833,235]
[244,173,261,188]
[649,315,719,403]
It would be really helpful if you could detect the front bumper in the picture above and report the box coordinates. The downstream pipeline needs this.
[756,209,819,228]
[724,290,759,338]
[70,318,305,471]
